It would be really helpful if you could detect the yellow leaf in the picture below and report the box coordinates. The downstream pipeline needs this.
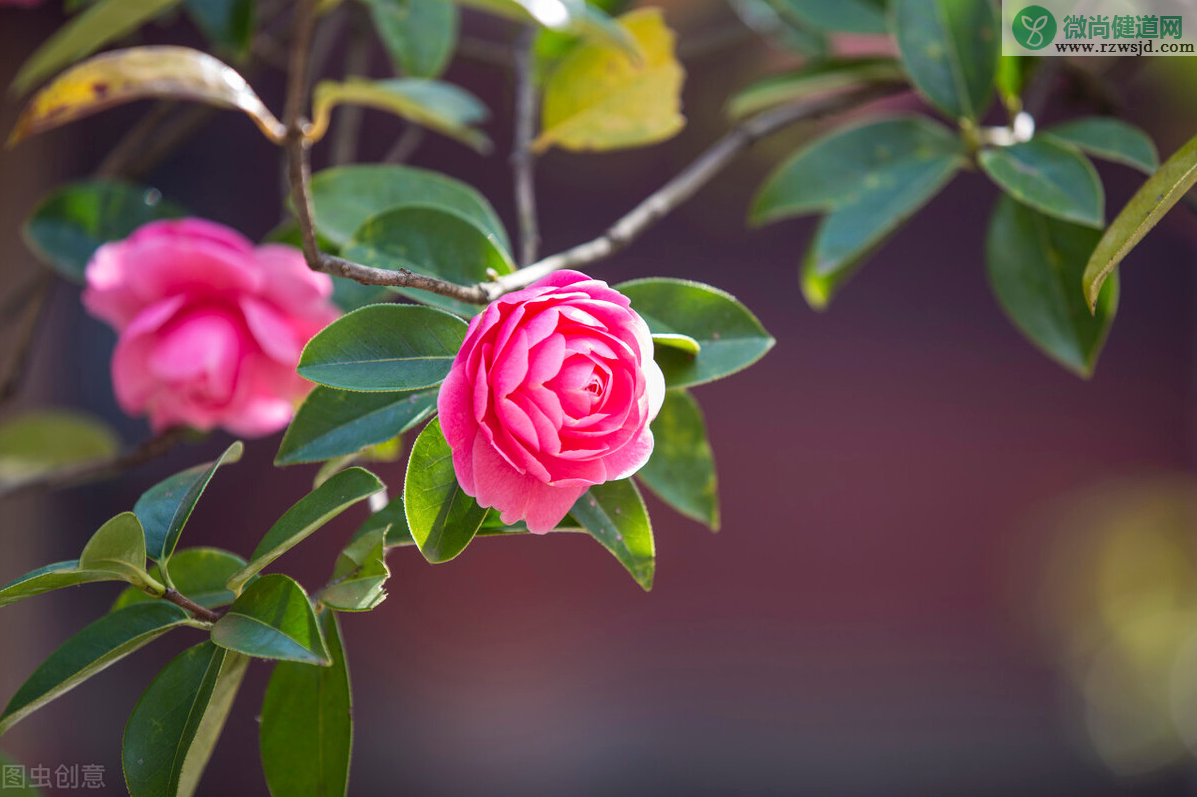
[8,46,285,147]
[309,78,492,153]
[533,7,685,154]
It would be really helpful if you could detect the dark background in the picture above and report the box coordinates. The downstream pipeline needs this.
[2,1,1197,794]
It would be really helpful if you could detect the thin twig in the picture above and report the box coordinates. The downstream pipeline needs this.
[0,428,188,502]
[0,273,48,324]
[95,102,178,178]
[330,10,373,166]
[0,275,52,405]
[163,588,223,623]
[511,27,541,267]
[678,24,757,60]
[456,35,515,68]
[383,124,425,163]
[488,83,907,295]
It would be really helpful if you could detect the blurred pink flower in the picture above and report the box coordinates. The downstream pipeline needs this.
[438,270,665,533]
[83,219,339,437]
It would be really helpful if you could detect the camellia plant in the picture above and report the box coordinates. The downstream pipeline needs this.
[0,0,1194,794]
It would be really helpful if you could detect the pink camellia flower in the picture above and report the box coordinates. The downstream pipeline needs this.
[83,219,340,437]
[438,270,666,533]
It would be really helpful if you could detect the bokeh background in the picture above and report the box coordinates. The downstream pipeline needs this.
[3,1,1197,794]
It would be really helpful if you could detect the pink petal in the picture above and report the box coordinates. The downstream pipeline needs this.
[240,296,303,365]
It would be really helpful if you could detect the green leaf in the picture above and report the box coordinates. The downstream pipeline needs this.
[226,468,384,594]
[11,0,182,94]
[309,164,509,250]
[769,0,886,33]
[259,611,352,797]
[320,530,390,612]
[727,57,902,120]
[341,204,515,316]
[1046,117,1159,175]
[986,195,1118,377]
[134,441,244,564]
[0,603,189,737]
[980,138,1104,228]
[298,304,468,392]
[614,278,775,388]
[405,418,488,563]
[0,410,119,482]
[571,479,654,591]
[79,512,153,587]
[310,78,490,152]
[22,181,184,282]
[123,641,249,797]
[750,115,962,225]
[636,390,718,530]
[0,561,116,608]
[362,0,459,78]
[651,333,700,357]
[751,116,964,307]
[352,494,416,548]
[534,8,684,153]
[185,0,255,55]
[212,575,330,664]
[995,54,1028,111]
[892,0,998,121]
[277,385,437,466]
[111,547,247,612]
[1083,133,1197,310]
[727,0,828,56]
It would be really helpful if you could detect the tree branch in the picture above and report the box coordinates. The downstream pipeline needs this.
[163,588,223,623]
[488,83,906,295]
[0,427,188,503]
[511,27,541,266]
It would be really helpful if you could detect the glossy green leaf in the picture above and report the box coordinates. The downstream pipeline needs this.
[0,410,119,482]
[1083,133,1197,310]
[636,390,719,530]
[1046,117,1159,175]
[277,385,437,466]
[226,468,383,593]
[212,575,330,664]
[651,333,700,357]
[615,279,775,388]
[341,205,515,316]
[980,138,1104,228]
[0,561,117,608]
[134,441,243,564]
[111,547,247,611]
[727,57,902,119]
[986,195,1118,377]
[995,54,1028,111]
[0,603,189,737]
[11,0,182,94]
[892,0,998,121]
[750,115,962,225]
[362,0,459,78]
[22,181,183,282]
[352,494,416,548]
[260,611,352,797]
[320,529,390,612]
[405,418,488,563]
[571,479,654,591]
[769,0,886,33]
[298,304,468,392]
[310,78,490,152]
[185,0,255,55]
[309,164,509,250]
[79,512,153,588]
[123,641,249,797]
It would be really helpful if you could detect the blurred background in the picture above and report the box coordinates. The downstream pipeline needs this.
[3,1,1197,794]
